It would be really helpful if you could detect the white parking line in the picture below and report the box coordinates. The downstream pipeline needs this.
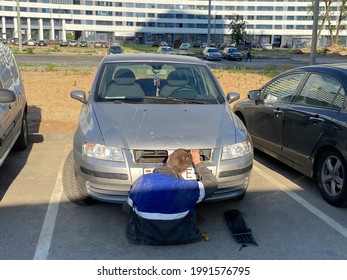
[33,145,69,260]
[253,165,347,238]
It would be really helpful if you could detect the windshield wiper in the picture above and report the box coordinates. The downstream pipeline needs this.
[142,96,206,104]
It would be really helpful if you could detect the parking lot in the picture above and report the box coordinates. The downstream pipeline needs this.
[1,54,347,264]
[1,130,347,260]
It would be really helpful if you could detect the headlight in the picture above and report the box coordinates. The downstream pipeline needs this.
[82,143,124,162]
[222,141,252,160]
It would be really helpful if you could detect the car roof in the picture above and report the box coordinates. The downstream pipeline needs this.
[102,54,205,65]
[276,63,347,85]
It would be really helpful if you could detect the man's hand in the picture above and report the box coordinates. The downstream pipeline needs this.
[190,149,201,166]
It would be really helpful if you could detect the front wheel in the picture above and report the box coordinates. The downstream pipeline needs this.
[317,150,347,207]
[62,150,98,206]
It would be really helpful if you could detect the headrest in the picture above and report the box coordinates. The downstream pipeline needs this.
[167,71,188,87]
[114,69,135,85]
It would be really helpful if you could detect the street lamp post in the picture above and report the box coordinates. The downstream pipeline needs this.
[16,0,22,51]
[207,0,211,47]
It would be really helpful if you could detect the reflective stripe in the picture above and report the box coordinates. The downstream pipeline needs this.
[127,197,190,220]
[135,208,190,220]
[197,181,205,203]
[127,197,134,208]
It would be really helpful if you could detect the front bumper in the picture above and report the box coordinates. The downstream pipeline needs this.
[73,148,253,203]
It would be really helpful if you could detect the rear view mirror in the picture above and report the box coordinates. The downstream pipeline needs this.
[226,92,240,103]
[71,90,87,104]
[0,89,16,103]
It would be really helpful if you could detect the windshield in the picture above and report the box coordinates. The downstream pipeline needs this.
[94,62,225,104]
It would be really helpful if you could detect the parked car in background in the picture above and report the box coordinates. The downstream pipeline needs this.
[179,43,190,50]
[69,40,78,47]
[27,39,37,46]
[157,46,176,55]
[79,40,88,47]
[37,40,47,46]
[160,41,168,46]
[107,45,123,54]
[262,44,273,50]
[201,43,207,48]
[233,64,347,207]
[203,47,222,61]
[151,41,159,47]
[63,54,253,205]
[0,42,28,167]
[60,40,68,46]
[222,47,243,61]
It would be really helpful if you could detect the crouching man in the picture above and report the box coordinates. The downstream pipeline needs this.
[123,148,218,245]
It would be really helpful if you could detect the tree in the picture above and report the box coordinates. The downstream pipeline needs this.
[228,14,247,45]
[333,0,347,45]
[308,0,347,47]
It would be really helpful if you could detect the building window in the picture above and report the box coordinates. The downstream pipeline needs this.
[225,6,234,11]
[257,16,273,20]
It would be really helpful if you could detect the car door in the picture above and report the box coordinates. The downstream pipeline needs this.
[0,80,15,162]
[248,73,306,155]
[282,72,344,165]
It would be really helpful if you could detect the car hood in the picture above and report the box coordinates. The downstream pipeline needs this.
[92,103,238,149]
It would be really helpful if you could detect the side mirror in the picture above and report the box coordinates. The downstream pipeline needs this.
[248,90,261,101]
[70,90,87,104]
[226,92,240,103]
[0,89,16,103]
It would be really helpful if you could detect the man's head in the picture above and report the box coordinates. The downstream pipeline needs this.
[166,149,192,173]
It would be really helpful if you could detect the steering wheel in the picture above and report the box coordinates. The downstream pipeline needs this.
[170,86,197,99]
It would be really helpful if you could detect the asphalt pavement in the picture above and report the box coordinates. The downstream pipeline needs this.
[14,53,347,70]
[1,131,347,260]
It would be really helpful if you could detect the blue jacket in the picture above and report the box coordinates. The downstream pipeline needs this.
[123,162,218,245]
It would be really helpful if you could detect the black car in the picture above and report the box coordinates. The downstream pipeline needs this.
[107,45,123,54]
[79,40,88,47]
[233,64,347,207]
[222,47,243,61]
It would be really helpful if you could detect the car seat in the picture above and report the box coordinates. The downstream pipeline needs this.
[160,70,198,99]
[105,69,144,98]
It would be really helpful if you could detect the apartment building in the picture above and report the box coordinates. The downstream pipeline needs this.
[0,0,344,47]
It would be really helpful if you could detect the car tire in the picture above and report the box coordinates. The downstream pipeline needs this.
[62,150,98,206]
[317,149,347,207]
[14,112,29,150]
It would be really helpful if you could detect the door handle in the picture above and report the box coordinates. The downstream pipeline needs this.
[309,116,324,123]
[273,109,284,115]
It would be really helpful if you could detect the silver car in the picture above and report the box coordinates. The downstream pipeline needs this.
[63,54,253,205]
[0,42,28,167]
[203,47,222,61]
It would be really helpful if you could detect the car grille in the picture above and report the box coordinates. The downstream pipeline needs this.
[133,149,212,163]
